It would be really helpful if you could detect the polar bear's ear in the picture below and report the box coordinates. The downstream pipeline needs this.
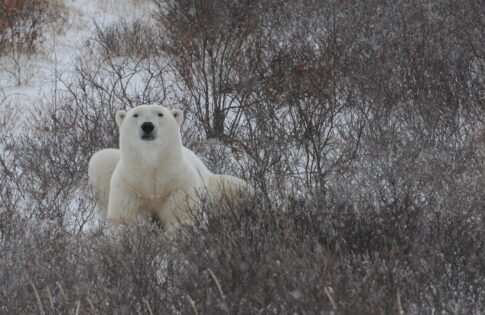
[171,109,183,125]
[116,110,127,127]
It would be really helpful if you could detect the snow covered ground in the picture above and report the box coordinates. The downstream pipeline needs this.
[0,0,153,116]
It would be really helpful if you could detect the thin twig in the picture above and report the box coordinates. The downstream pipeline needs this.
[207,268,225,300]
[207,268,230,314]
[186,294,199,315]
[56,281,68,303]
[143,297,154,315]
[74,300,80,315]
[46,286,54,310]
[31,282,44,314]
[324,287,337,310]
[397,288,403,315]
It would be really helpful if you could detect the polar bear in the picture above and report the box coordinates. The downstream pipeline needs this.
[88,104,252,229]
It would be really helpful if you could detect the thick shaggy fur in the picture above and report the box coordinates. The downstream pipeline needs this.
[88,104,253,229]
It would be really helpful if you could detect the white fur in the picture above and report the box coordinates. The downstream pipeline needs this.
[88,148,120,219]
[88,104,253,229]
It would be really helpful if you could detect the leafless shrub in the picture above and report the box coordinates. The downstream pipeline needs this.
[0,97,22,246]
[0,0,54,54]
[0,0,67,85]
[75,20,173,109]
[94,19,160,59]
[0,196,483,314]
[153,0,273,140]
[0,0,484,313]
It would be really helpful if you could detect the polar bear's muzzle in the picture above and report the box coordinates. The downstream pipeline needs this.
[140,122,156,141]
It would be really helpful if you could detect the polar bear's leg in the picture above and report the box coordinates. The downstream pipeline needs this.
[158,189,200,231]
[208,174,254,208]
[88,149,120,218]
[107,184,150,226]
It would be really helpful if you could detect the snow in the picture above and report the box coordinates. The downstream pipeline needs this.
[0,0,154,116]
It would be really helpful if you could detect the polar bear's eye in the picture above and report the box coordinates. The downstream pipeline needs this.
[158,113,164,117]
[133,114,138,118]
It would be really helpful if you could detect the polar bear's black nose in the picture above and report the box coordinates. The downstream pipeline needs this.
[141,122,155,133]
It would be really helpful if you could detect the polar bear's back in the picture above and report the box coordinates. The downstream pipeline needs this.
[182,147,211,185]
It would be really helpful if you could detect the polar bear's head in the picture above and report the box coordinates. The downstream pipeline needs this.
[115,105,183,153]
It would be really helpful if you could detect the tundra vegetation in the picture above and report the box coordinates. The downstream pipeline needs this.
[0,0,483,314]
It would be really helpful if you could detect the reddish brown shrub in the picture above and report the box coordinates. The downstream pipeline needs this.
[0,0,64,54]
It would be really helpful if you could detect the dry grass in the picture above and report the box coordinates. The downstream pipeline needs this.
[0,198,483,314]
[0,0,484,313]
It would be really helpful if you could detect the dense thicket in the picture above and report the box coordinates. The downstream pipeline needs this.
[0,0,483,313]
